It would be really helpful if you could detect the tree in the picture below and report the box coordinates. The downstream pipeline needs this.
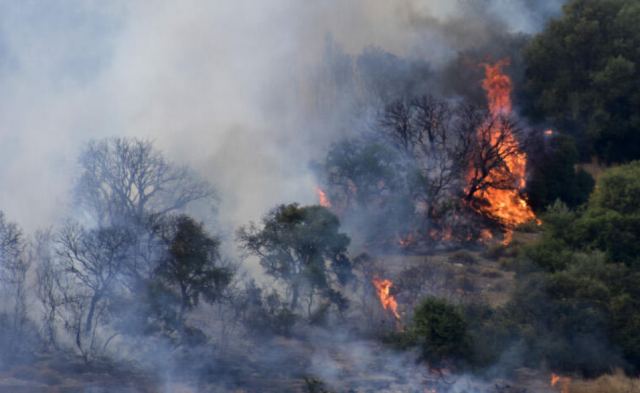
[33,230,64,350]
[238,204,351,317]
[377,95,531,240]
[575,161,640,267]
[322,138,403,209]
[0,212,34,359]
[410,297,470,367]
[151,215,233,330]
[55,223,134,359]
[526,133,594,210]
[523,0,640,162]
[75,137,216,225]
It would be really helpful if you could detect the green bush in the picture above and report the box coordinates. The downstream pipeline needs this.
[409,298,471,366]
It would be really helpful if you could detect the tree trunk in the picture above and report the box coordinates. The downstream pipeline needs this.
[84,293,100,337]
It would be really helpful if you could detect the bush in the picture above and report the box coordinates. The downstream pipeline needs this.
[527,134,594,211]
[409,298,471,367]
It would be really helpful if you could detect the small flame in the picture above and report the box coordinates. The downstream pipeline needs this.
[544,129,554,136]
[480,229,493,241]
[550,373,571,393]
[372,277,400,320]
[397,232,416,247]
[315,187,331,208]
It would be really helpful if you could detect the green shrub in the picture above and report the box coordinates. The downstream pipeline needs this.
[410,298,471,366]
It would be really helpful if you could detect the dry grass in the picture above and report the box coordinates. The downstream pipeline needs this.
[568,370,640,393]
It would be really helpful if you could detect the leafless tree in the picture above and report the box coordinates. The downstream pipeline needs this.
[378,95,530,240]
[379,96,459,220]
[75,137,216,225]
[0,212,30,333]
[54,223,134,360]
[462,114,527,202]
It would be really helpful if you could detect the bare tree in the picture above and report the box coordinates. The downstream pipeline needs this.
[379,96,459,221]
[462,114,527,202]
[377,95,531,241]
[0,212,29,333]
[76,137,216,225]
[54,223,133,360]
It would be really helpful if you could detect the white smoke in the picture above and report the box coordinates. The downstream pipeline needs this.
[0,0,564,233]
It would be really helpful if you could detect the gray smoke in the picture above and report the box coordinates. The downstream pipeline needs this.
[0,0,563,234]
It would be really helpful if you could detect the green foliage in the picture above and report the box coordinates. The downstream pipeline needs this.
[323,138,404,208]
[590,161,640,214]
[462,303,520,368]
[406,298,471,367]
[508,253,637,374]
[575,162,640,267]
[238,282,298,337]
[320,137,415,246]
[527,134,594,210]
[238,204,352,316]
[503,163,640,372]
[523,0,640,162]
[145,215,233,337]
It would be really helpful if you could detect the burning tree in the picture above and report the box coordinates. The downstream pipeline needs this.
[319,59,538,246]
[464,60,537,241]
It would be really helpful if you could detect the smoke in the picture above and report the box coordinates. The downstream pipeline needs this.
[0,0,564,235]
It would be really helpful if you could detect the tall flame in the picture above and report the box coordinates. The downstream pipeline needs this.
[470,59,536,242]
[315,187,332,208]
[372,277,400,320]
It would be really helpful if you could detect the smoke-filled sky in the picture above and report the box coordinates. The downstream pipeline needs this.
[0,0,563,232]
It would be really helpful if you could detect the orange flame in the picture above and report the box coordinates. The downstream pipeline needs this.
[315,187,331,208]
[372,277,400,320]
[469,59,536,242]
[550,373,571,393]
[479,229,493,240]
[397,232,416,247]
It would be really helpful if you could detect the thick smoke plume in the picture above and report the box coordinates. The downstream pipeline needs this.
[0,0,562,234]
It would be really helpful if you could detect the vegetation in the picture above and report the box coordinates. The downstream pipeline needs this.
[408,298,470,367]
[527,133,594,210]
[3,1,640,390]
[237,204,352,319]
[523,0,640,162]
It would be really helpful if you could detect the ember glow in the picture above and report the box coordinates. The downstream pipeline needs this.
[550,373,571,393]
[316,187,332,208]
[397,232,416,248]
[468,59,537,242]
[372,277,400,320]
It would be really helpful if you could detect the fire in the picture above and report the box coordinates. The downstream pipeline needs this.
[372,277,400,320]
[550,373,571,393]
[315,187,331,208]
[479,229,493,241]
[397,232,416,247]
[468,59,536,242]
